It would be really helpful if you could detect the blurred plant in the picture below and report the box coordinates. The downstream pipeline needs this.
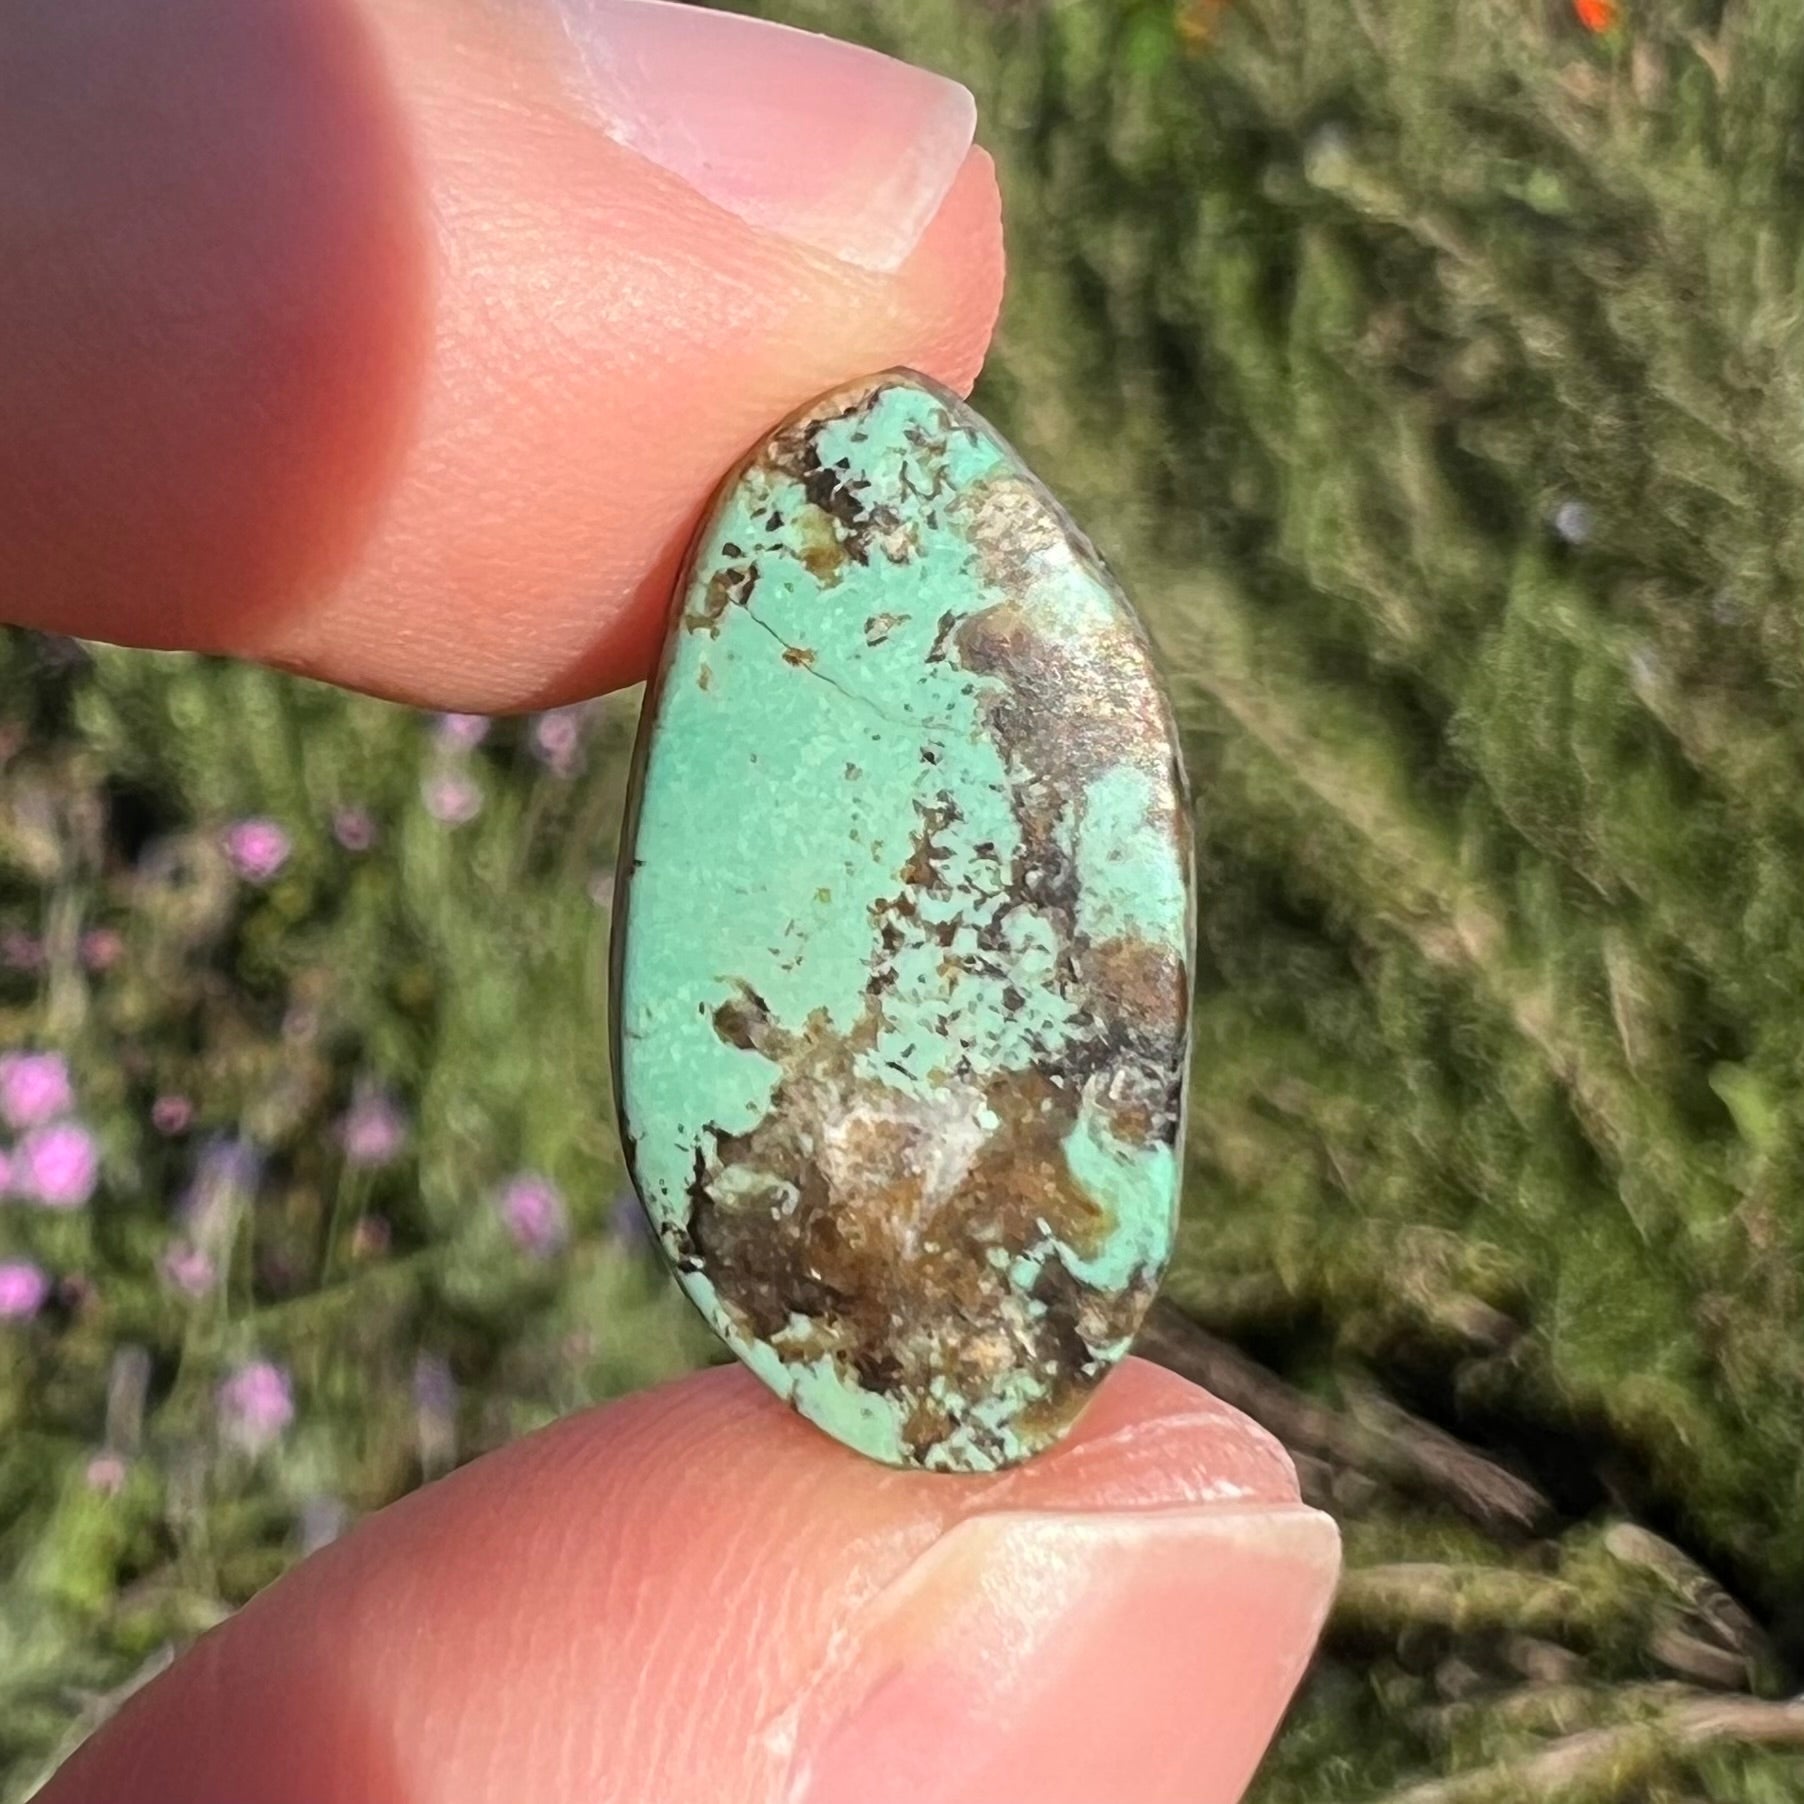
[0,626,709,1796]
[336,1087,409,1170]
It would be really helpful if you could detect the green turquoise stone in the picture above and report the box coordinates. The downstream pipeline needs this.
[611,371,1193,1472]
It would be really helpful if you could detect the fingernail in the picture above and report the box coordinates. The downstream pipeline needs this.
[544,0,977,273]
[787,1504,1341,1804]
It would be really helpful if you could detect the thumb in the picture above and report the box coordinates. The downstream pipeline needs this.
[0,0,1002,707]
[40,1361,1339,1804]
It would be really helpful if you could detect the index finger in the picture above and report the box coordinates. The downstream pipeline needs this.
[0,0,1003,709]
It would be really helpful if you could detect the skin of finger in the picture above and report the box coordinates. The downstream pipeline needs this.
[0,0,1004,708]
[791,1510,1341,1804]
[0,0,428,657]
[41,1360,1331,1804]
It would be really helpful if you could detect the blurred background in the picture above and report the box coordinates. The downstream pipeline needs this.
[6,0,1804,1796]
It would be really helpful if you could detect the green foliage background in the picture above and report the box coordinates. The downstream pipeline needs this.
[6,0,1804,1796]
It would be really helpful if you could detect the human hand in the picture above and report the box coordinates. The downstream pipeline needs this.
[3,3,1340,1798]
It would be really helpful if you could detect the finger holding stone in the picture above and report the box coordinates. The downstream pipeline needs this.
[0,0,1003,708]
[41,1360,1340,1804]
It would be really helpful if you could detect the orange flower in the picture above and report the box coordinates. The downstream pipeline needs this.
[1574,0,1619,31]
[1179,0,1233,46]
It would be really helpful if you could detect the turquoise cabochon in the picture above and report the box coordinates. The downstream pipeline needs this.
[610,371,1193,1472]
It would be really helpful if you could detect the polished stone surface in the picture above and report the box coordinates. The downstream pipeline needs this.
[612,371,1192,1471]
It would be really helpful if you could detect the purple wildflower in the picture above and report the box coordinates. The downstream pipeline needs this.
[531,707,587,777]
[85,1453,128,1496]
[151,1093,193,1135]
[434,712,491,750]
[349,1214,391,1259]
[281,1004,320,1044]
[0,1259,50,1320]
[0,1050,73,1129]
[0,930,43,972]
[80,927,124,972]
[218,1360,295,1452]
[16,1120,100,1208]
[499,1173,568,1257]
[222,818,291,884]
[422,771,483,826]
[160,1241,218,1299]
[332,806,377,853]
[338,1089,408,1169]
